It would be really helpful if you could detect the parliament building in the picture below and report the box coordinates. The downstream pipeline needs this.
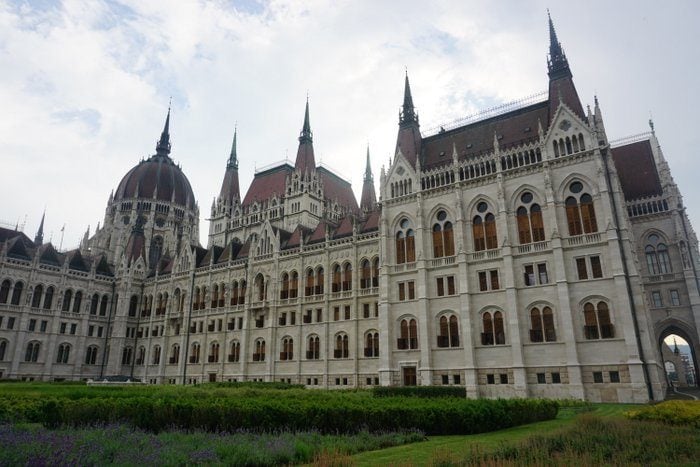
[1,16,698,402]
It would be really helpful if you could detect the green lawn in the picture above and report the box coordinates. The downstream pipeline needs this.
[351,404,638,466]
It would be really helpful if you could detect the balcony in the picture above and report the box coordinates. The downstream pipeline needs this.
[565,232,603,247]
[279,352,293,361]
[428,256,456,268]
[396,338,418,350]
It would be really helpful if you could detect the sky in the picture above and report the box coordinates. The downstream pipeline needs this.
[1,0,699,250]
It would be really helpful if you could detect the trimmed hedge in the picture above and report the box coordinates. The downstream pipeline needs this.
[372,386,466,398]
[24,396,556,435]
[626,401,700,428]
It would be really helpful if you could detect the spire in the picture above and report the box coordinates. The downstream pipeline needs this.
[294,98,316,172]
[360,146,377,212]
[34,211,45,246]
[228,126,238,169]
[155,104,172,157]
[400,71,417,125]
[547,10,571,80]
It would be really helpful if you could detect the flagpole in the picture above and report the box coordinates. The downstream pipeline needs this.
[59,224,65,251]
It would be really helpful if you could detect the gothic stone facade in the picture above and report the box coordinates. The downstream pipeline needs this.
[1,18,699,403]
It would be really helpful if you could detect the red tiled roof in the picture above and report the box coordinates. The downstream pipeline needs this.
[285,225,312,249]
[218,166,240,203]
[333,215,354,239]
[422,101,548,171]
[318,167,359,212]
[548,76,586,124]
[295,141,315,173]
[242,164,293,206]
[115,155,196,209]
[360,210,379,233]
[307,221,329,244]
[125,231,146,264]
[395,124,422,167]
[0,227,33,246]
[611,139,662,201]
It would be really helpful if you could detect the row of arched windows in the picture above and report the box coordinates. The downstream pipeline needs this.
[0,280,111,315]
[552,133,586,158]
[394,181,600,263]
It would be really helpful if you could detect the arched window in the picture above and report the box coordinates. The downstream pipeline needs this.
[334,334,349,358]
[395,218,416,263]
[583,301,614,339]
[85,345,99,365]
[372,258,380,287]
[645,234,672,275]
[516,192,545,244]
[199,286,207,309]
[305,269,314,296]
[136,346,146,365]
[280,273,290,299]
[62,289,73,312]
[149,235,163,268]
[253,339,266,361]
[332,264,342,292]
[280,337,293,361]
[43,286,54,310]
[398,318,418,349]
[11,281,23,306]
[481,311,505,345]
[289,271,298,299]
[306,335,320,360]
[128,295,138,317]
[473,202,497,251]
[25,341,40,362]
[100,295,109,316]
[152,345,162,365]
[255,274,266,302]
[217,286,224,308]
[239,280,246,304]
[193,287,201,310]
[360,259,371,289]
[565,181,597,236]
[211,285,219,308]
[208,342,219,363]
[529,307,556,342]
[315,267,324,295]
[190,343,200,364]
[432,210,455,258]
[90,293,99,315]
[31,285,43,308]
[364,331,379,357]
[230,281,238,305]
[0,340,7,360]
[56,343,70,364]
[229,341,240,362]
[0,280,10,304]
[343,263,352,291]
[170,344,180,364]
[437,314,460,348]
[122,346,133,365]
[72,291,82,313]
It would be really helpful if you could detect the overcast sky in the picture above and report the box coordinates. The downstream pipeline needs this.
[1,0,699,250]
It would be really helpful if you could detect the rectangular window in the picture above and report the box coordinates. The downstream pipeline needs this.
[8,317,15,330]
[88,325,94,336]
[590,256,603,278]
[490,270,500,290]
[651,291,663,308]
[609,371,620,383]
[333,306,340,321]
[0,317,3,328]
[408,281,415,300]
[436,277,445,296]
[399,282,406,301]
[316,308,322,322]
[40,320,48,332]
[28,319,36,331]
[335,378,340,386]
[366,377,372,385]
[593,371,603,383]
[70,323,76,334]
[442,374,449,385]
[374,302,379,317]
[524,265,535,286]
[363,303,370,318]
[537,372,546,384]
[290,312,296,325]
[453,374,461,385]
[486,374,495,384]
[447,276,456,295]
[576,258,588,280]
[304,309,312,323]
[97,326,103,338]
[499,373,508,384]
[670,290,681,306]
[60,322,67,334]
[344,305,350,320]
[479,271,488,291]
[537,263,549,284]
[552,372,561,384]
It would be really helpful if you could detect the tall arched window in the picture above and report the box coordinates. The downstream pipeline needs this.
[85,345,99,365]
[255,274,266,302]
[365,331,379,357]
[315,267,324,295]
[0,280,10,304]
[305,269,314,296]
[122,346,133,365]
[229,341,240,362]
[343,263,352,291]
[152,345,162,365]
[208,342,219,363]
[0,340,7,360]
[31,285,43,308]
[217,285,224,308]
[211,285,219,308]
[62,289,72,312]
[334,334,349,358]
[395,218,416,263]
[128,295,138,317]
[239,280,246,304]
[398,318,418,349]
[360,259,371,289]
[332,264,342,292]
[437,314,460,348]
[72,291,82,313]
[170,344,180,364]
[90,293,99,315]
[432,210,455,258]
[516,192,545,244]
[473,202,497,251]
[280,273,290,299]
[565,181,597,236]
[583,301,614,339]
[481,311,505,345]
[10,281,23,306]
[100,295,109,316]
[253,339,266,361]
[193,287,201,310]
[645,234,672,275]
[25,341,40,362]
[56,343,70,364]
[43,286,54,310]
[289,271,298,299]
[372,258,379,287]
[529,307,556,342]
[190,343,200,364]
[149,235,163,268]
[306,335,320,360]
[280,337,293,361]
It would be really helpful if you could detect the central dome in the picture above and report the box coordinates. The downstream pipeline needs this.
[113,109,196,210]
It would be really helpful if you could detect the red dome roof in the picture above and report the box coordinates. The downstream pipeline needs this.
[114,154,196,209]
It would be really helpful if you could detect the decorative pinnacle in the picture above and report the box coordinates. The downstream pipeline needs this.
[299,97,312,143]
[156,103,172,156]
[228,125,238,169]
[364,145,373,182]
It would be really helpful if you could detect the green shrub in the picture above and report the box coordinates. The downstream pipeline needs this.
[625,400,700,428]
[372,386,466,398]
